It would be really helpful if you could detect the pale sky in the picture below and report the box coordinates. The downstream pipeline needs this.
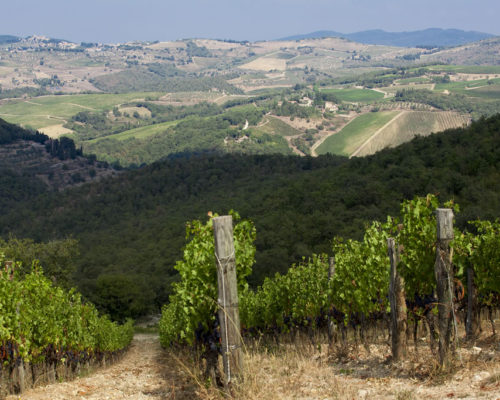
[3,0,499,43]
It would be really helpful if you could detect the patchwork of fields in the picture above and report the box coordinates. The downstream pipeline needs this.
[0,92,162,132]
[0,48,499,162]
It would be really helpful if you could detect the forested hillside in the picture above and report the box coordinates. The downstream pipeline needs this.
[0,114,499,319]
[0,119,117,210]
[280,28,494,47]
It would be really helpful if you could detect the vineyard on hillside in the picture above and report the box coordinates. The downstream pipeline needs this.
[159,195,500,385]
[354,111,470,156]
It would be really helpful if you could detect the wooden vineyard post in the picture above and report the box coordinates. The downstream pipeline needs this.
[466,266,479,340]
[327,256,336,343]
[388,238,407,361]
[213,215,243,387]
[435,208,455,368]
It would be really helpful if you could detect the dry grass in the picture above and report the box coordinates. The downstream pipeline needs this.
[38,124,74,138]
[239,57,287,72]
[231,335,359,400]
[172,318,500,400]
[175,337,357,400]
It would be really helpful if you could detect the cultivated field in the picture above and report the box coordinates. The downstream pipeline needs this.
[239,57,287,72]
[380,83,435,95]
[352,111,470,157]
[428,64,500,74]
[435,78,500,95]
[0,92,162,134]
[466,84,500,100]
[316,111,399,156]
[321,88,385,102]
[85,120,179,143]
[395,77,432,84]
[254,116,303,137]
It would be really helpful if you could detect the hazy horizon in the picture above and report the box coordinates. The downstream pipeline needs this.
[3,0,500,44]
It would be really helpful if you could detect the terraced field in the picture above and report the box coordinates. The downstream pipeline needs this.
[352,111,470,157]
[381,83,435,95]
[428,65,500,74]
[434,78,500,95]
[85,120,180,143]
[463,84,500,100]
[320,88,385,102]
[396,77,432,84]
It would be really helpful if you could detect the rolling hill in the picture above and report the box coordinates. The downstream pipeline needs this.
[279,28,495,47]
[0,34,20,44]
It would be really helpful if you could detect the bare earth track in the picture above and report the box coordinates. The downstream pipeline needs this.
[7,334,196,400]
[5,329,500,400]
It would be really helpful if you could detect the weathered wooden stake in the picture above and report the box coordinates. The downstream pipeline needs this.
[466,266,479,340]
[328,256,336,279]
[15,300,26,393]
[213,215,243,386]
[388,238,407,361]
[435,208,454,368]
[327,256,336,343]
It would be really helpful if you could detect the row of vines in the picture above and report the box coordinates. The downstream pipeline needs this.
[0,257,134,376]
[159,195,499,355]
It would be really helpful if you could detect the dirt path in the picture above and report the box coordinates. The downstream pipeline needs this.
[285,135,306,156]
[8,334,197,400]
[67,103,96,111]
[256,116,270,127]
[371,88,389,98]
[350,111,405,158]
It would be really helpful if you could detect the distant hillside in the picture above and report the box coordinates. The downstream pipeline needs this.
[280,28,494,47]
[0,35,20,44]
[280,30,345,41]
[423,37,500,65]
[0,118,118,212]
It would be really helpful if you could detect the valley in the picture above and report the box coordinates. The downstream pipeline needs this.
[1,34,500,166]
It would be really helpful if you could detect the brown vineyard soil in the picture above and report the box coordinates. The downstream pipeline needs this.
[7,326,500,400]
[7,334,197,400]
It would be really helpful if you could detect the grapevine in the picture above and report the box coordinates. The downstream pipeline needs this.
[159,211,256,347]
[0,255,134,368]
[160,197,500,352]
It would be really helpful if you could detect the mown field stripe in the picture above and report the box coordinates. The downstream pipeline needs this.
[85,120,180,144]
[350,111,404,157]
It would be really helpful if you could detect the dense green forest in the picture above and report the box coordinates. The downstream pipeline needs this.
[0,118,49,144]
[0,117,82,159]
[0,114,499,320]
